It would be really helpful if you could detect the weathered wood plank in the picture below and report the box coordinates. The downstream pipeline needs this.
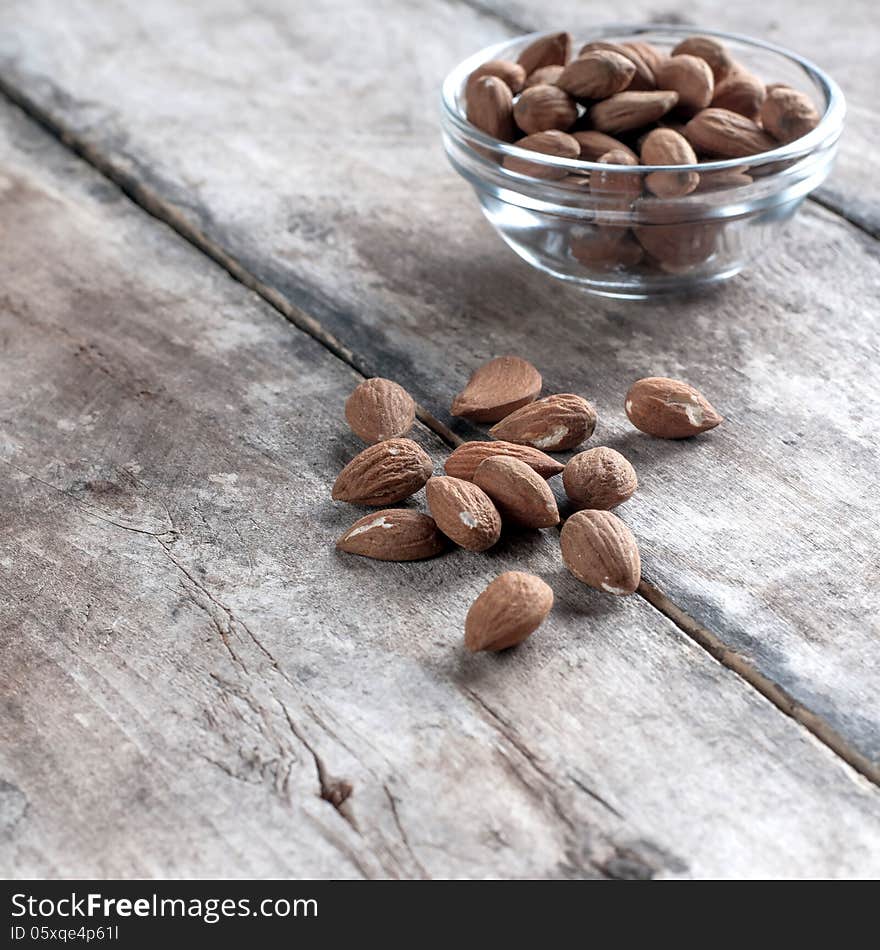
[3,101,880,878]
[2,0,877,772]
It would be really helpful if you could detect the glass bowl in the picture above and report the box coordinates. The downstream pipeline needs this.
[440,25,845,298]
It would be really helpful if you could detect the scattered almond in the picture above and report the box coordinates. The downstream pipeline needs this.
[517,32,572,75]
[345,377,416,444]
[641,128,700,198]
[557,50,635,99]
[425,476,502,551]
[625,377,723,438]
[684,108,775,158]
[332,438,433,505]
[337,510,445,561]
[451,355,542,422]
[563,447,637,510]
[590,90,679,134]
[473,456,560,529]
[466,75,515,141]
[711,68,765,120]
[560,510,641,595]
[655,55,714,114]
[445,440,564,481]
[671,36,734,81]
[489,393,597,451]
[467,59,526,95]
[761,85,821,143]
[465,571,554,652]
[513,84,578,134]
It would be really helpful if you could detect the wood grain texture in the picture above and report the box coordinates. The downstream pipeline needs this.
[1,0,877,772]
[3,102,880,879]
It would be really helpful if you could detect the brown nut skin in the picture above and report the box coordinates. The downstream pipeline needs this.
[451,355,542,422]
[590,91,679,135]
[467,59,526,95]
[684,108,775,158]
[465,571,554,652]
[671,36,735,82]
[571,227,644,271]
[332,439,434,506]
[563,447,637,510]
[503,130,581,179]
[513,84,578,134]
[524,65,564,88]
[425,476,502,552]
[489,393,597,451]
[518,32,572,75]
[572,131,638,163]
[625,377,723,438]
[344,377,416,444]
[655,55,714,114]
[641,128,700,198]
[473,456,560,529]
[711,69,765,121]
[557,50,635,99]
[336,510,446,561]
[761,85,821,143]
[560,510,640,595]
[445,440,564,481]
[579,41,656,91]
[466,75,515,141]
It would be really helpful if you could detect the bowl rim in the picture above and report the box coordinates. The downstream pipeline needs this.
[440,24,846,174]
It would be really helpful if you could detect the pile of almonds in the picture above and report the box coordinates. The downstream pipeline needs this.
[466,31,821,187]
[333,357,722,653]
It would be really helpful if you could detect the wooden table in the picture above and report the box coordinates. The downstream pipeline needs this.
[1,1,878,879]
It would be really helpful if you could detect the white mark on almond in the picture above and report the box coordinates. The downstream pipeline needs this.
[345,515,394,539]
[459,511,478,528]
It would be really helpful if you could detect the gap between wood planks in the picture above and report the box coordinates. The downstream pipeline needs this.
[3,77,879,790]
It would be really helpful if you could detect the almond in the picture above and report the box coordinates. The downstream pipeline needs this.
[684,108,775,158]
[332,438,433,505]
[711,69,765,120]
[466,75,515,141]
[760,85,821,144]
[425,476,501,551]
[467,59,526,95]
[571,227,644,270]
[572,131,638,163]
[623,41,667,78]
[473,456,559,528]
[344,377,416,444]
[692,168,753,192]
[640,128,700,198]
[513,84,578,134]
[671,36,734,82]
[445,441,564,481]
[590,91,679,134]
[518,32,572,75]
[503,130,581,179]
[625,377,722,438]
[465,571,554,652]
[592,149,642,218]
[634,220,719,272]
[451,355,542,422]
[336,510,445,561]
[557,50,635,100]
[489,393,597,451]
[579,41,656,91]
[655,55,714,114]
[524,65,564,88]
[560,510,640,595]
[563,447,637,510]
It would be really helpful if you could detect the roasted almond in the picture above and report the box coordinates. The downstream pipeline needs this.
[625,376,723,438]
[711,69,765,120]
[332,438,433,505]
[466,75,515,141]
[572,130,638,162]
[489,393,597,451]
[513,84,578,134]
[684,108,775,158]
[467,59,526,95]
[465,571,554,652]
[655,54,714,114]
[563,447,637,510]
[590,91,679,134]
[425,476,501,551]
[473,456,560,528]
[524,65,564,88]
[641,128,700,198]
[445,441,564,481]
[557,50,635,100]
[518,32,572,75]
[579,41,656,91]
[570,227,644,269]
[671,36,734,81]
[503,130,581,179]
[344,377,416,444]
[761,85,821,143]
[560,510,640,595]
[336,509,445,561]
[451,355,542,421]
